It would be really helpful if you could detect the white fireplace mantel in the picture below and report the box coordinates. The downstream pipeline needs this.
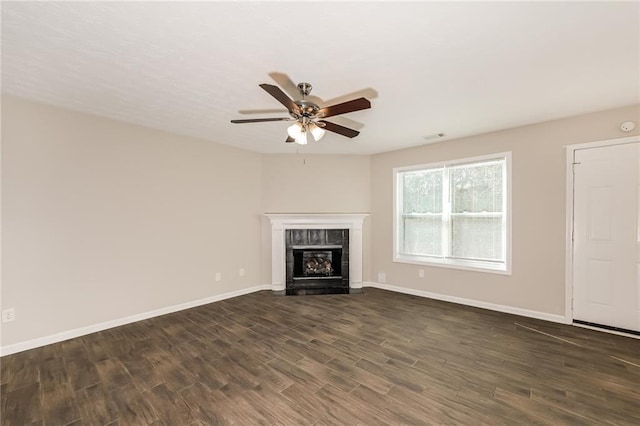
[265,213,369,291]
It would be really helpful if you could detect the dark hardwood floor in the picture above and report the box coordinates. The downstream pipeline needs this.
[2,288,639,425]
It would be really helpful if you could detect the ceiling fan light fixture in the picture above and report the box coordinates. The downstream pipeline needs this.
[310,123,326,142]
[295,130,308,145]
[287,122,303,139]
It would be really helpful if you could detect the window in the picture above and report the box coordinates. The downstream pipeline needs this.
[394,153,511,273]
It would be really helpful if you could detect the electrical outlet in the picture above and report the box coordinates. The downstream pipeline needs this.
[239,268,245,277]
[2,308,16,323]
[378,272,386,283]
[419,269,425,278]
[215,272,221,282]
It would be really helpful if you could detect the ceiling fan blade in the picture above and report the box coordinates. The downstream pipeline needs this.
[285,136,295,143]
[268,73,325,104]
[259,84,301,114]
[317,97,371,119]
[318,120,360,138]
[329,116,365,131]
[230,117,292,124]
[268,72,299,99]
[322,88,379,107]
[238,108,287,115]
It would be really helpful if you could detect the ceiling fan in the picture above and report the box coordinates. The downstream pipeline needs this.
[231,82,371,144]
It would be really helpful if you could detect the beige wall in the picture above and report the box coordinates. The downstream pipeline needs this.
[370,104,640,316]
[3,94,638,350]
[1,96,263,347]
[260,154,371,285]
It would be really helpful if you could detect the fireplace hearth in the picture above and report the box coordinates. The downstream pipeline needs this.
[286,230,349,295]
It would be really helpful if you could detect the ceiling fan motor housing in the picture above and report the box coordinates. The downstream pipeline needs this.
[291,83,320,120]
[292,100,320,119]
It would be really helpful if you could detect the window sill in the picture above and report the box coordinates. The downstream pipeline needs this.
[393,254,511,275]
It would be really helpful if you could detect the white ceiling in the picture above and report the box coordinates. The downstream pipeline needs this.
[2,1,638,154]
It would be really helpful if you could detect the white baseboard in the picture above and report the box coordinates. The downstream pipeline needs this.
[0,285,272,357]
[363,281,569,324]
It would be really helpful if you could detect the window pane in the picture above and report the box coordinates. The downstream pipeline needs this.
[451,216,503,260]
[403,216,442,256]
[451,162,503,213]
[402,169,443,214]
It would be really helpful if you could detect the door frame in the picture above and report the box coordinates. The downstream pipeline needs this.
[564,135,640,325]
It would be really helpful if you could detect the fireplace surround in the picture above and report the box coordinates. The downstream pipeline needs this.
[265,213,368,293]
[287,229,348,295]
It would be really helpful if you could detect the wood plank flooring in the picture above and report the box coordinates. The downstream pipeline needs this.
[2,288,639,425]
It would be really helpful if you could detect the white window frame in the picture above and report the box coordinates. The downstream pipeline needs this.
[393,152,512,275]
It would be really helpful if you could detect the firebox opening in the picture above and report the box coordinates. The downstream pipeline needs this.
[293,246,342,279]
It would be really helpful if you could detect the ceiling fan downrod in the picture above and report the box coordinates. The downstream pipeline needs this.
[297,82,312,98]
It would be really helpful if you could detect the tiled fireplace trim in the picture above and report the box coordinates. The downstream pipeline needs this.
[265,213,369,292]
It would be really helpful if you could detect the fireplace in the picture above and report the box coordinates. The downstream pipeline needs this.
[286,229,349,295]
[265,213,368,294]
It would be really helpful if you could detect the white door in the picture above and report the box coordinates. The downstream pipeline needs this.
[573,142,640,332]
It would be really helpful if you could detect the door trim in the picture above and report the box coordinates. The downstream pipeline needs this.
[564,135,640,325]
